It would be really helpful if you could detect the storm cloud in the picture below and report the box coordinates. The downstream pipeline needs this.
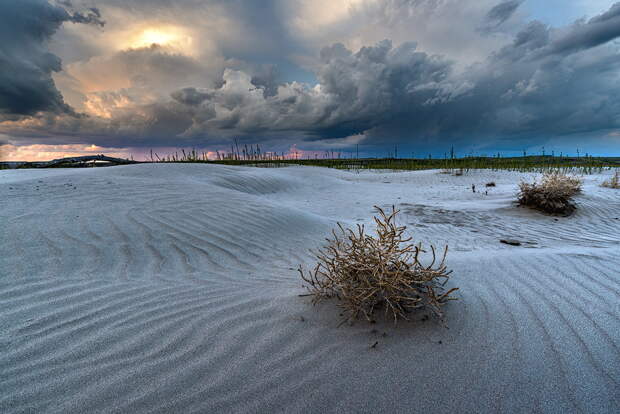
[0,0,104,119]
[485,0,524,27]
[1,0,620,157]
[163,17,620,147]
[547,3,620,56]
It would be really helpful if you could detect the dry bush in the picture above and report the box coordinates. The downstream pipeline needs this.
[518,172,582,215]
[601,170,620,189]
[299,206,457,324]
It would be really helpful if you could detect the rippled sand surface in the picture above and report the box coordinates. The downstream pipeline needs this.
[1,164,619,413]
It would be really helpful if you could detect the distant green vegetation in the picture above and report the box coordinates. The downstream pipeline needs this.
[150,147,620,174]
[207,156,619,173]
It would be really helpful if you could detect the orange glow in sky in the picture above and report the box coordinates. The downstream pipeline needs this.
[121,25,195,54]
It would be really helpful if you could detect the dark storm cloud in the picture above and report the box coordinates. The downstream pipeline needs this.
[486,0,523,27]
[310,40,455,137]
[0,0,73,117]
[165,40,456,142]
[171,88,213,106]
[68,7,105,27]
[2,0,620,154]
[388,4,620,142]
[547,2,620,56]
[0,0,103,119]
[165,3,620,148]
[58,0,105,26]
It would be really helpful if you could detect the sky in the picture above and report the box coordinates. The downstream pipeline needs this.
[1,0,620,161]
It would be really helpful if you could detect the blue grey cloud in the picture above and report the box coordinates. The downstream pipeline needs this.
[0,0,73,117]
[163,3,620,148]
[486,0,524,27]
[0,0,103,119]
[547,2,620,56]
[1,0,620,155]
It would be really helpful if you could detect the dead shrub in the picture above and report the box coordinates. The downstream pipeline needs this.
[518,172,582,215]
[601,170,620,189]
[298,206,457,324]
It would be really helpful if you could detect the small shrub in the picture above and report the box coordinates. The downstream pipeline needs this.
[518,172,582,215]
[299,206,457,323]
[601,170,620,189]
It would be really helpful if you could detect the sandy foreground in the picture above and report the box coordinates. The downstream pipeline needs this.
[1,163,619,413]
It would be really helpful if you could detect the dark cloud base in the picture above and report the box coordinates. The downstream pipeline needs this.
[0,0,104,119]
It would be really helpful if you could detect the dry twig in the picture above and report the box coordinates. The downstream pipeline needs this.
[299,206,457,324]
[518,172,582,215]
[601,170,620,189]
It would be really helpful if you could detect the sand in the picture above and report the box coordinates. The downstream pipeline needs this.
[1,163,619,413]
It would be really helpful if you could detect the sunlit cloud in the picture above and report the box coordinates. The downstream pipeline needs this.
[0,143,133,161]
[83,92,136,118]
[119,24,196,55]
[291,0,371,32]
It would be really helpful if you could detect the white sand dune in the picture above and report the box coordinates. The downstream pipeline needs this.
[1,164,619,413]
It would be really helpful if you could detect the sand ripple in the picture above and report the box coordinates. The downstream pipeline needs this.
[1,164,618,413]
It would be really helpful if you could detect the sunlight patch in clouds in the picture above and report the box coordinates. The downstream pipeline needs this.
[122,25,195,55]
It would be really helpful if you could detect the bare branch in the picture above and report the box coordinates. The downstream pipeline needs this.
[299,206,457,324]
